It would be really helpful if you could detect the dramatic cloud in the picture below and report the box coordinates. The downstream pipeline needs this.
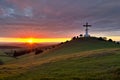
[0,0,119,39]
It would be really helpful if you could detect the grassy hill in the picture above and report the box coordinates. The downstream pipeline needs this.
[0,47,24,63]
[0,50,15,63]
[0,37,120,80]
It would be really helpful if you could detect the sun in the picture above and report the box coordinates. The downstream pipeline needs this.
[27,38,34,44]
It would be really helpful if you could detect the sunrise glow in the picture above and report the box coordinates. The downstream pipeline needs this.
[27,38,34,44]
[0,36,119,43]
[0,37,71,43]
[107,36,120,41]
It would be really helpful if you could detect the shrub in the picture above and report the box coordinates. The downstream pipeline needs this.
[80,34,83,37]
[108,39,113,42]
[98,37,104,41]
[116,42,120,44]
[97,37,107,41]
[72,36,77,40]
[76,36,79,39]
[13,50,31,57]
[103,37,107,40]
[35,49,43,55]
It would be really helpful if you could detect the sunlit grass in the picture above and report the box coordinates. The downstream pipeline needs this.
[0,48,120,80]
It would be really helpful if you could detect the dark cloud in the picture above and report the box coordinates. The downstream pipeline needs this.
[0,0,119,38]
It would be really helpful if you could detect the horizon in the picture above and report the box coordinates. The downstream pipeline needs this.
[0,36,119,44]
[0,37,71,43]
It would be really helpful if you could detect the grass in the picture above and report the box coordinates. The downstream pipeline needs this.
[1,48,120,80]
[0,37,120,80]
[0,50,15,63]
[39,38,119,57]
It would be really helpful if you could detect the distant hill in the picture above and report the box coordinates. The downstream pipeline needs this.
[0,43,57,48]
[0,45,22,49]
[0,37,120,80]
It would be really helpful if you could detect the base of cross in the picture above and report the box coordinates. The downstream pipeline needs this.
[84,34,90,37]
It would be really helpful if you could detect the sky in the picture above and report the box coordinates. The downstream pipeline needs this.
[0,0,120,43]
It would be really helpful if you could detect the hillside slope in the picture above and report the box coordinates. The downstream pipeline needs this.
[5,49,120,80]
[0,37,120,80]
[7,37,120,64]
[0,50,15,63]
[39,37,119,58]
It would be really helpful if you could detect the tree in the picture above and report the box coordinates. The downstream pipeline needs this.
[77,36,79,39]
[35,49,43,55]
[98,37,107,41]
[108,39,113,42]
[72,36,76,40]
[98,37,104,41]
[80,34,83,37]
[116,42,120,44]
[103,37,107,41]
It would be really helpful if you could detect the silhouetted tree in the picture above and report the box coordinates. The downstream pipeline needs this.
[98,37,107,41]
[108,39,113,42]
[65,40,69,43]
[77,36,79,39]
[103,37,107,41]
[116,42,120,44]
[72,36,76,40]
[98,37,104,41]
[35,49,43,55]
[13,50,31,57]
[80,34,83,37]
[59,42,64,45]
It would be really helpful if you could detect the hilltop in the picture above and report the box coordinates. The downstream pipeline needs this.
[0,37,120,80]
[45,37,119,56]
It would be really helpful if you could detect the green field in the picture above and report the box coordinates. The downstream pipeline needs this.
[0,37,120,80]
[0,50,14,63]
[0,48,24,63]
